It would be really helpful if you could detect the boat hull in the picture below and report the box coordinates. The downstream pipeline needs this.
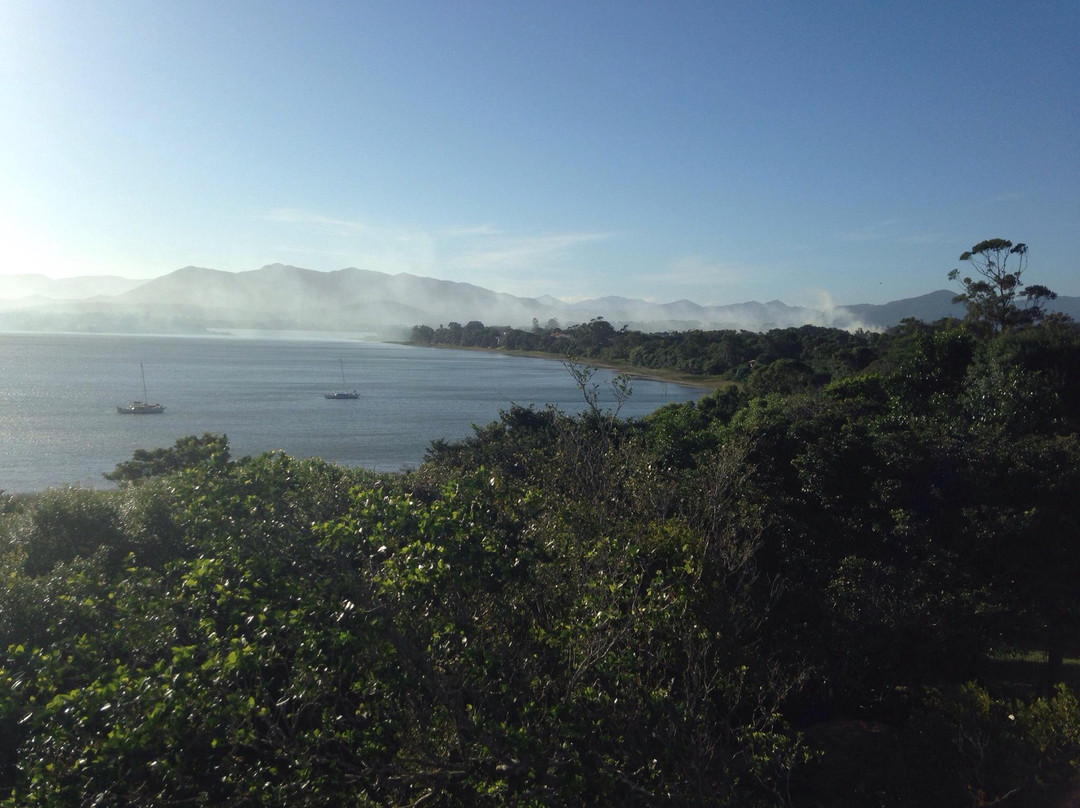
[117,402,166,414]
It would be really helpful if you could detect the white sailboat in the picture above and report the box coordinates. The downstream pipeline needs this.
[324,359,359,399]
[117,363,165,414]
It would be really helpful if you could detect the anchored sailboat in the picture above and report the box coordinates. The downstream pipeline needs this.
[117,363,165,414]
[324,358,359,400]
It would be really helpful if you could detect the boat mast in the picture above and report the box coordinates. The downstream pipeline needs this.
[340,358,346,386]
[141,363,148,401]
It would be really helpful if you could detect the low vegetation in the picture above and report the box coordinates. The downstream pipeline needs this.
[1,242,1078,805]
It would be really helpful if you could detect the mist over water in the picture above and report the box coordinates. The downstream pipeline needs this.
[0,332,705,493]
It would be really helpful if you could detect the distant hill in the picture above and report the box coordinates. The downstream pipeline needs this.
[0,264,1076,336]
[840,290,966,328]
[840,288,1080,328]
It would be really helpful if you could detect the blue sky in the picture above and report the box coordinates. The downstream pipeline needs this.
[0,1,1076,306]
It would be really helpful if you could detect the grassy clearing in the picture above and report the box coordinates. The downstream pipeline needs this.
[982,650,1080,690]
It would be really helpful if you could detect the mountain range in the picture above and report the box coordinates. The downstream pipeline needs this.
[1,264,1077,337]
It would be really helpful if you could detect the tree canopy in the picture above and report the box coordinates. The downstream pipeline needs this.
[948,238,1058,332]
[103,432,231,484]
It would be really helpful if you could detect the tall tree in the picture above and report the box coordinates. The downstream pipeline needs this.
[948,238,1057,332]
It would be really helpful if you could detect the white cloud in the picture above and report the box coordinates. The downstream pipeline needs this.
[837,219,902,242]
[450,231,613,272]
[263,209,500,243]
[259,208,616,296]
[442,231,615,298]
[896,232,951,246]
[631,255,757,303]
[263,209,384,236]
[837,219,947,247]
[439,224,501,238]
[261,209,439,273]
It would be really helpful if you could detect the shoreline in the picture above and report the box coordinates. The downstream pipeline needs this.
[397,342,726,392]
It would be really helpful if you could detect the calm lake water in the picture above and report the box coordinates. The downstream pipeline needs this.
[0,331,705,493]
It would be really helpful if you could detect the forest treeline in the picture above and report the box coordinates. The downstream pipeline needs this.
[410,241,1061,390]
[1,242,1078,805]
[410,316,885,383]
[409,243,1062,390]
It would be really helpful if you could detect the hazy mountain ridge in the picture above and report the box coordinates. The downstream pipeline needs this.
[2,264,1076,336]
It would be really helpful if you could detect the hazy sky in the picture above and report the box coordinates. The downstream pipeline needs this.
[1,1,1076,306]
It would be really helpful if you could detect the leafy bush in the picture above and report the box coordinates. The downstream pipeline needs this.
[5,487,127,575]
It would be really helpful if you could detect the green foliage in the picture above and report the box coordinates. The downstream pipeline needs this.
[908,682,1080,805]
[5,487,127,576]
[410,323,435,344]
[0,442,811,805]
[743,358,820,396]
[104,432,231,484]
[410,317,895,384]
[1016,684,1080,777]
